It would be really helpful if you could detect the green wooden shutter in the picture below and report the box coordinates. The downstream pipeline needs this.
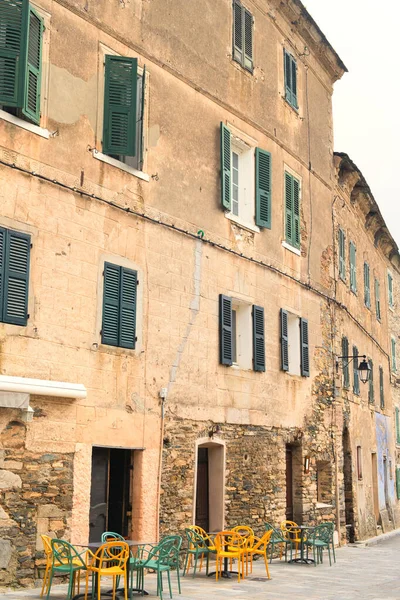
[102,262,121,347]
[293,176,300,248]
[0,0,29,107]
[220,122,231,211]
[285,172,293,245]
[255,148,271,228]
[353,346,359,395]
[388,273,393,308]
[375,279,381,321]
[233,1,243,65]
[21,6,43,124]
[139,66,146,170]
[364,263,370,307]
[284,49,292,106]
[3,229,30,326]
[103,55,138,156]
[219,294,233,366]
[392,338,397,372]
[396,407,400,444]
[119,267,137,349]
[339,228,345,280]
[350,242,357,292]
[379,366,384,409]
[243,8,253,72]
[252,305,265,372]
[396,467,400,499]
[280,308,289,371]
[300,318,309,377]
[342,336,349,388]
[291,54,298,108]
[368,360,374,403]
[0,227,5,321]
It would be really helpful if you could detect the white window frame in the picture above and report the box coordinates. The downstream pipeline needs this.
[287,311,301,376]
[231,299,252,370]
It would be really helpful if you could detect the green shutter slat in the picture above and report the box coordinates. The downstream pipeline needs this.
[396,407,400,444]
[103,55,138,156]
[300,318,309,377]
[291,54,298,108]
[252,305,265,372]
[3,229,30,326]
[0,227,5,321]
[368,360,374,403]
[339,229,345,280]
[280,308,289,371]
[342,336,349,388]
[388,273,393,307]
[22,6,43,124]
[255,148,271,229]
[375,279,381,321]
[243,8,253,72]
[119,267,137,349]
[364,263,370,307]
[284,49,292,106]
[350,242,357,292]
[293,177,300,248]
[220,122,231,211]
[285,172,293,245]
[379,366,384,409]
[232,1,243,65]
[0,0,28,107]
[219,294,233,366]
[102,263,121,346]
[353,346,359,395]
[396,467,400,499]
[139,65,146,170]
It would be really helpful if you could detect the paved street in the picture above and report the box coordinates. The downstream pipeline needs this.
[1,535,400,600]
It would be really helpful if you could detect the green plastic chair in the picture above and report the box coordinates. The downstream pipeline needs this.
[265,523,293,563]
[305,522,336,566]
[137,535,182,600]
[46,538,86,600]
[183,528,214,577]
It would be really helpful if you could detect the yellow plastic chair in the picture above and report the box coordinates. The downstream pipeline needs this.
[214,531,246,582]
[280,520,301,558]
[187,525,216,572]
[84,540,129,600]
[40,535,85,597]
[231,526,254,575]
[246,530,273,577]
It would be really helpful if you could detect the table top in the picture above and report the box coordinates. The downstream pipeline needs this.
[73,540,156,548]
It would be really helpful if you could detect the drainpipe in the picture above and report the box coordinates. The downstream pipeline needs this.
[155,391,167,542]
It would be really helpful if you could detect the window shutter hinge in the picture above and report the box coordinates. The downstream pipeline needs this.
[135,336,138,342]
[136,280,139,285]
[102,271,104,277]
[30,243,33,248]
[100,329,102,335]
[27,314,30,319]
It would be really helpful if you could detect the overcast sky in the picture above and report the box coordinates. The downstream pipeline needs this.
[303,0,400,248]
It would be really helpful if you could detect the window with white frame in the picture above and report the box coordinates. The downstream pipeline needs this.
[229,138,255,226]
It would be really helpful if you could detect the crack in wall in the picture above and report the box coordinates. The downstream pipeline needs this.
[167,239,203,396]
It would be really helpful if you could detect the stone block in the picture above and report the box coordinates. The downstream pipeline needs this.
[0,539,12,568]
[37,504,64,519]
[0,470,22,490]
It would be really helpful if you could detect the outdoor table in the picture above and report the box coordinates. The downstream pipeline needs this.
[288,526,315,564]
[206,531,240,579]
[71,540,156,599]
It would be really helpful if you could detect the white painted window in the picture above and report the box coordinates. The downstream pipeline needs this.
[287,312,301,376]
[227,138,256,229]
[231,300,252,370]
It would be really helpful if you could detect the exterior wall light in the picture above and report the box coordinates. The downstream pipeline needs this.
[304,456,310,474]
[208,424,221,438]
[336,354,371,384]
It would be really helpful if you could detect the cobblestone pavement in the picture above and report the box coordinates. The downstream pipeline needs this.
[1,535,400,599]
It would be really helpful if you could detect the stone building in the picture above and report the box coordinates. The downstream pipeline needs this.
[0,0,398,589]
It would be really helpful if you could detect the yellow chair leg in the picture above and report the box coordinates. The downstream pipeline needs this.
[124,569,128,600]
[98,574,102,600]
[40,564,50,597]
[84,570,89,600]
[199,553,203,572]
[264,552,271,579]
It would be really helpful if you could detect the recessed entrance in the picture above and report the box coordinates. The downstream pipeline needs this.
[195,441,224,532]
[285,446,294,521]
[89,447,133,542]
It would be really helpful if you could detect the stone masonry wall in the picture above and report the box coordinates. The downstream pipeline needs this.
[0,419,73,587]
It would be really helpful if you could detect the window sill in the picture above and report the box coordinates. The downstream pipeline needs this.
[225,213,260,234]
[0,109,50,139]
[315,502,333,509]
[282,241,301,256]
[92,150,150,182]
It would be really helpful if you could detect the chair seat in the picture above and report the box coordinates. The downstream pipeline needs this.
[53,564,85,573]
[143,559,170,572]
[93,566,125,576]
[307,540,328,547]
[218,550,241,558]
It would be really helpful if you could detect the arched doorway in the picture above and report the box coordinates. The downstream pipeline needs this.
[343,428,355,542]
[194,439,225,532]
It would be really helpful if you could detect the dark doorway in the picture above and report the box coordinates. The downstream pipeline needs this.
[343,428,355,542]
[89,447,133,542]
[285,446,294,521]
[195,447,209,532]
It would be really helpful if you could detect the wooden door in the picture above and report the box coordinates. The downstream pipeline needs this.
[195,448,209,532]
[286,447,294,521]
[89,447,109,542]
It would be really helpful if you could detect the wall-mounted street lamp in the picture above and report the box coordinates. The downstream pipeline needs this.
[336,354,371,384]
[208,424,221,438]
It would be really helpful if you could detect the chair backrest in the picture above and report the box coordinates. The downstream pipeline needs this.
[41,534,53,558]
[232,525,254,538]
[312,523,333,543]
[270,525,286,542]
[90,541,130,569]
[51,539,86,568]
[101,531,125,543]
[214,531,245,553]
[185,528,207,551]
[141,536,177,569]
[280,520,300,539]
[251,529,273,551]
